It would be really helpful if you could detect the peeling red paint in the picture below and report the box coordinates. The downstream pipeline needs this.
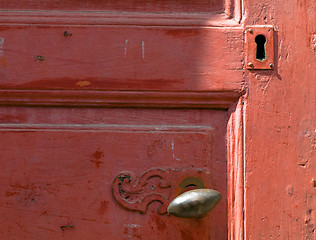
[90,148,104,167]
[98,201,109,216]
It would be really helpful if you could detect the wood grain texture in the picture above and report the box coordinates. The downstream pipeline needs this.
[243,0,316,239]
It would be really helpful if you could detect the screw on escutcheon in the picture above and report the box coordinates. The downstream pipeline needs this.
[248,28,253,34]
[247,62,254,68]
[269,63,274,69]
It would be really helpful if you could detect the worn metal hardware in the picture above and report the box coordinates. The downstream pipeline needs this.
[167,189,221,218]
[245,25,274,70]
[112,168,212,215]
[247,62,254,68]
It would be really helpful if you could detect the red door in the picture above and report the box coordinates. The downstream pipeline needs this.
[0,1,242,239]
[1,0,314,239]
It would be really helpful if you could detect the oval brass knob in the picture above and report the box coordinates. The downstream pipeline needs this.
[167,189,222,218]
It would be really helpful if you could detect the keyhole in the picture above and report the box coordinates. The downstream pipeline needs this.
[181,184,199,194]
[255,34,267,61]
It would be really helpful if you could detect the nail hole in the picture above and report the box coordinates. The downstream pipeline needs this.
[60,225,74,231]
[64,31,72,37]
[35,55,45,62]
[255,34,267,61]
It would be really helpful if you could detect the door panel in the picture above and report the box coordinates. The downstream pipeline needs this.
[0,108,227,239]
[0,22,243,92]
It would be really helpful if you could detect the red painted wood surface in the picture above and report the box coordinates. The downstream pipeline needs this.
[1,0,314,239]
[0,21,243,92]
[243,0,316,239]
[0,108,228,239]
[0,11,243,110]
[0,1,241,239]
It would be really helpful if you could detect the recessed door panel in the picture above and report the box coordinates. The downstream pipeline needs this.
[0,108,227,239]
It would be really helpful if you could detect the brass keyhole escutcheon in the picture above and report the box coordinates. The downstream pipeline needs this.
[245,25,274,69]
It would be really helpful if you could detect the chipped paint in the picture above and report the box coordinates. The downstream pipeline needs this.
[0,37,4,55]
[63,31,72,37]
[0,37,5,66]
[125,224,142,228]
[311,179,316,188]
[124,39,128,57]
[76,80,91,87]
[90,148,104,167]
[0,57,7,67]
[171,141,180,161]
[123,224,143,239]
[142,41,145,59]
[286,185,294,196]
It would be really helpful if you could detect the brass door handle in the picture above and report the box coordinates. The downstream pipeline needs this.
[167,189,221,218]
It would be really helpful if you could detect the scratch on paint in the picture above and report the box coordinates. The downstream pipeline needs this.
[15,221,24,231]
[142,41,145,59]
[38,226,57,232]
[0,37,4,53]
[125,224,142,228]
[0,37,5,64]
[171,141,180,161]
[125,40,128,57]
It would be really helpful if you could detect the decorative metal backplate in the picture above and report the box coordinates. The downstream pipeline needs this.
[112,168,210,214]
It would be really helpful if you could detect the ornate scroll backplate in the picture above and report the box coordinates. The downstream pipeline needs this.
[112,168,211,214]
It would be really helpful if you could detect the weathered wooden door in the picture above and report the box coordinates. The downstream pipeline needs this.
[1,0,314,239]
[0,1,243,239]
